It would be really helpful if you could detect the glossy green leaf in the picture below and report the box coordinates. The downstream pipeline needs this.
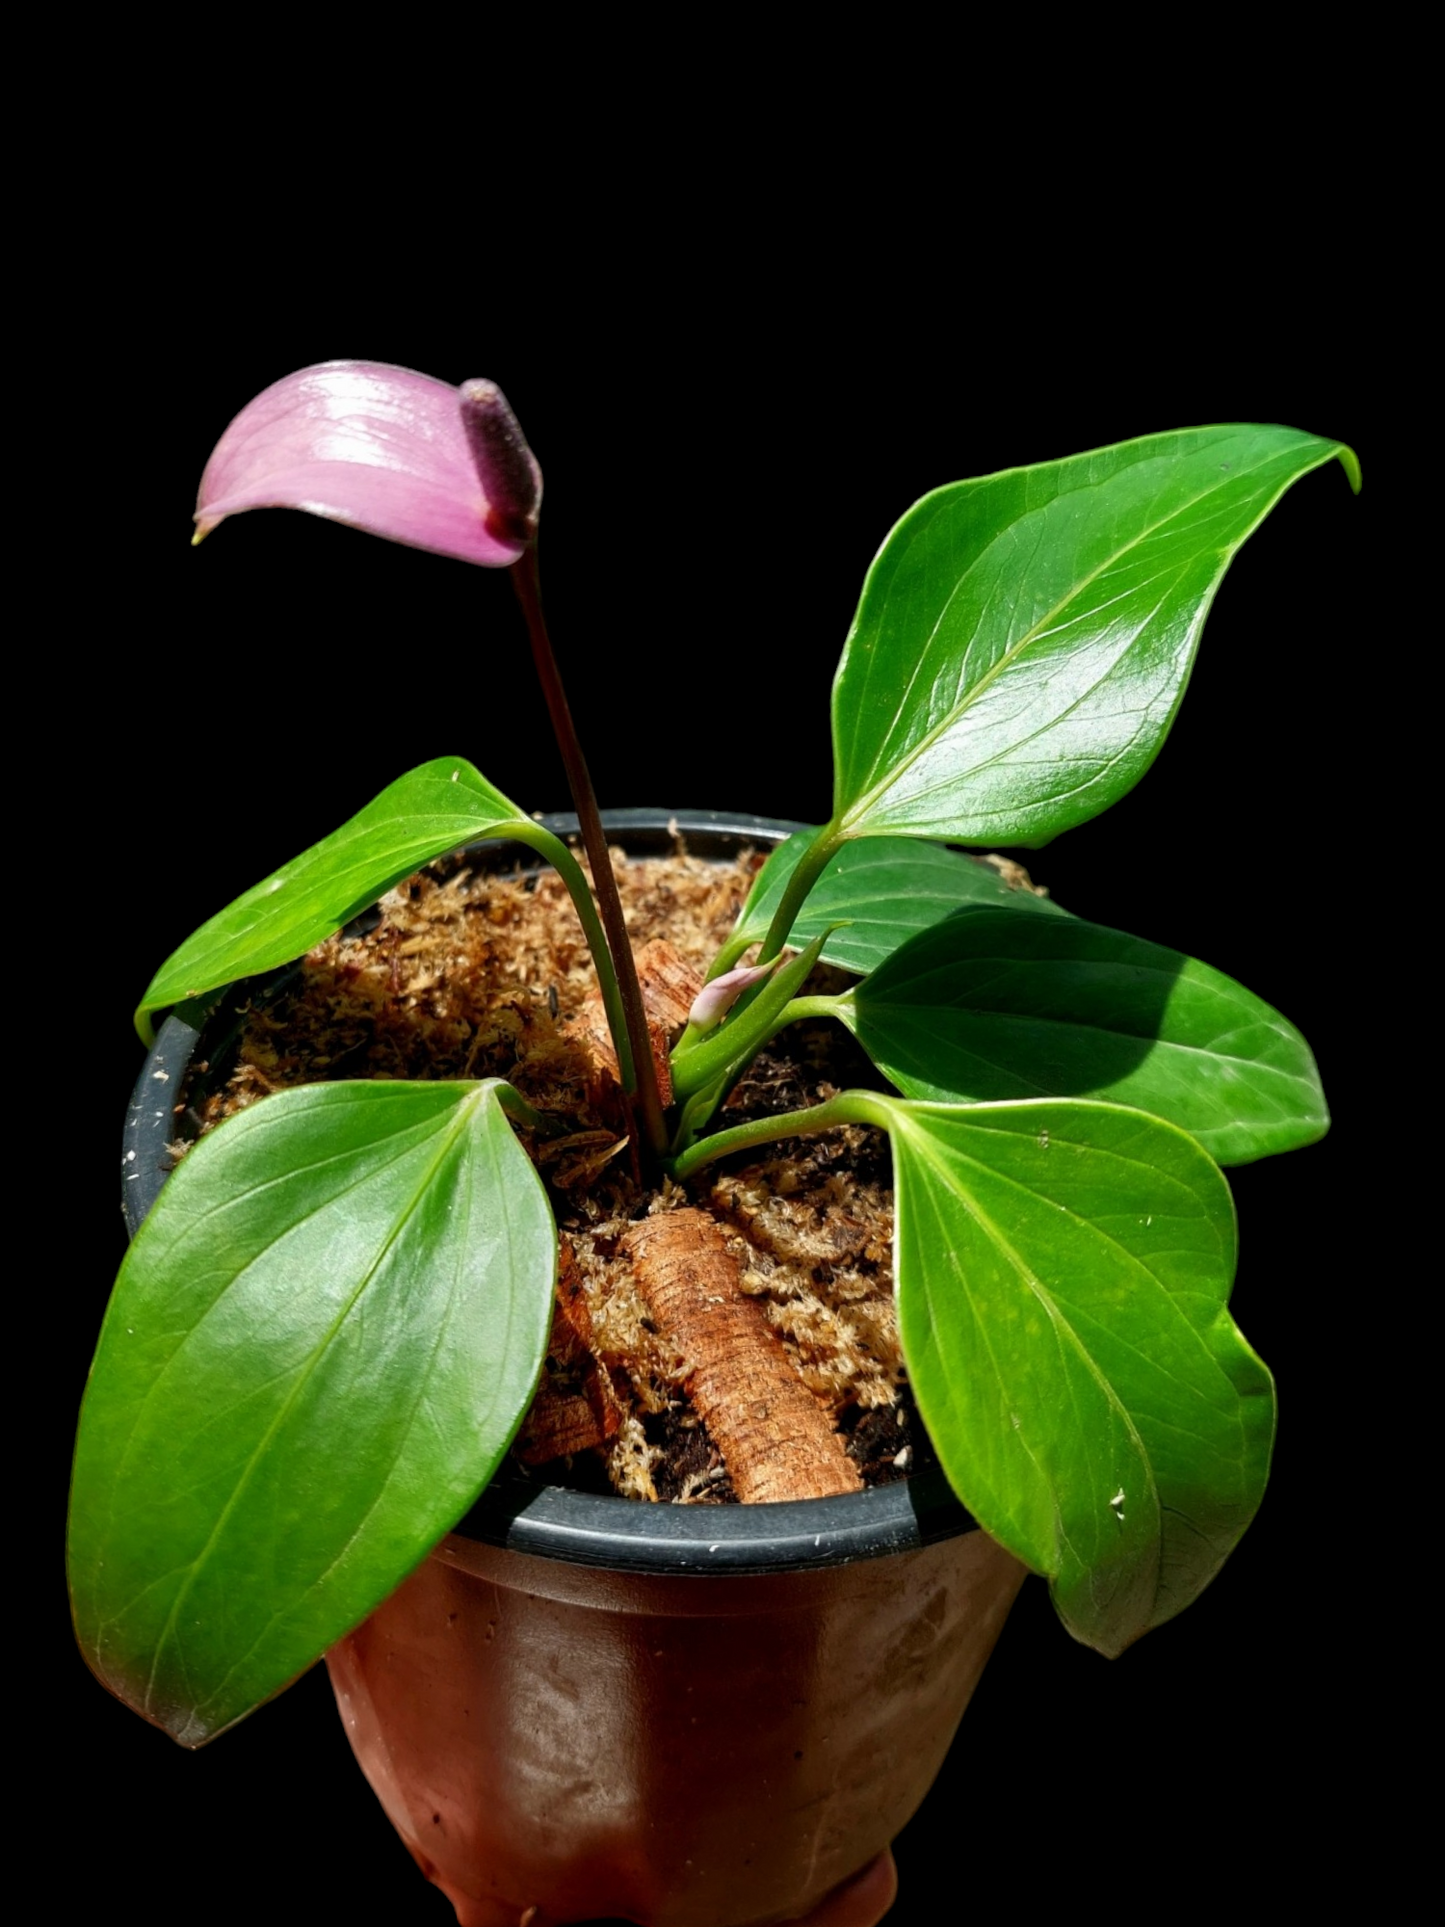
[878,1096,1271,1655]
[721,829,1065,977]
[842,909,1326,1164]
[832,426,1359,845]
[68,1079,556,1745]
[135,757,542,1036]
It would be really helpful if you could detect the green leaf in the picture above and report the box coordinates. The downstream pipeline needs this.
[843,909,1327,1164]
[135,757,540,1036]
[68,1079,556,1745]
[725,830,1065,977]
[881,1097,1272,1655]
[831,426,1359,846]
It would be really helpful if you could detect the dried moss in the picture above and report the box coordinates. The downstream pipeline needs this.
[178,835,924,1502]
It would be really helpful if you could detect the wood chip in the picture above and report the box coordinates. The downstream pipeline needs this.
[571,937,704,1108]
[515,1241,623,1465]
[622,1208,863,1503]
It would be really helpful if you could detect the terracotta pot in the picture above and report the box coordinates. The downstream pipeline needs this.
[330,1499,1022,1927]
[124,812,1027,1927]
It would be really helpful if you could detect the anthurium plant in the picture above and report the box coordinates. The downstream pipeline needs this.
[68,363,1359,1747]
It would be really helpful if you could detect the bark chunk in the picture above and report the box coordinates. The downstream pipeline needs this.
[623,1209,863,1503]
[515,1241,624,1465]
[571,937,704,1107]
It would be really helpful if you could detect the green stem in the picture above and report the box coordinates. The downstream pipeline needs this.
[758,823,847,963]
[510,548,667,1158]
[506,821,635,1091]
[778,993,846,1027]
[669,986,845,1118]
[670,933,829,1104]
[667,1088,892,1182]
[706,929,754,977]
[492,1081,568,1137]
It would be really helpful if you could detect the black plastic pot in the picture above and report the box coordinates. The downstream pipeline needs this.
[123,812,1026,1927]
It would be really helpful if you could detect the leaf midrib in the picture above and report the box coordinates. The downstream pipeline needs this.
[132,1086,487,1715]
[900,1119,1161,1577]
[197,1100,521,1720]
[900,1110,1237,1395]
[149,806,530,994]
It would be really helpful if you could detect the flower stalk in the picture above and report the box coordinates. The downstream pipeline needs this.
[508,547,668,1156]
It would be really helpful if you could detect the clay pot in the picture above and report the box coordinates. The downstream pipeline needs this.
[124,812,1026,1927]
[330,1494,1023,1927]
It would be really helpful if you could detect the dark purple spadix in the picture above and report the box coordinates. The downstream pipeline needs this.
[460,380,543,549]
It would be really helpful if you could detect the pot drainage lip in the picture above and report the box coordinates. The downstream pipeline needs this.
[452,1468,978,1574]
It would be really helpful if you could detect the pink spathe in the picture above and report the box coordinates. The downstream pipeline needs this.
[194,361,539,567]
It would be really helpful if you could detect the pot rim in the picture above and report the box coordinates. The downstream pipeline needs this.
[122,808,978,1577]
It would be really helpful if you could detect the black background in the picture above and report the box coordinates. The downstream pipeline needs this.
[64,183,1368,1922]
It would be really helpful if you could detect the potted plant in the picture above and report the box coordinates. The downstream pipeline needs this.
[70,364,1359,1924]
